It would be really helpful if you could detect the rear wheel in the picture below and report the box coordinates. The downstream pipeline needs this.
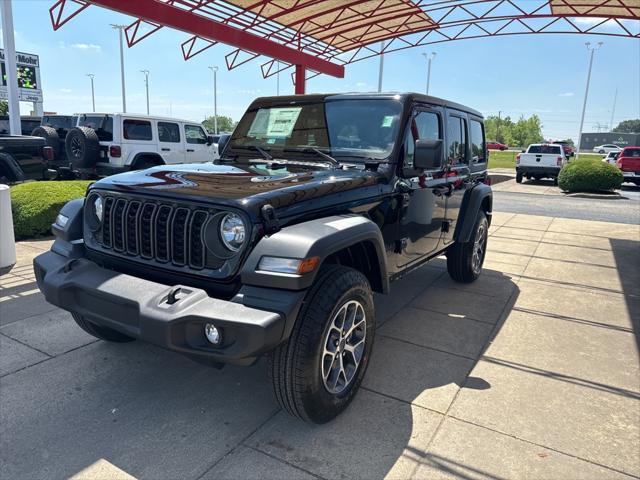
[269,265,375,424]
[516,172,523,183]
[446,211,488,283]
[71,313,135,342]
[553,176,559,186]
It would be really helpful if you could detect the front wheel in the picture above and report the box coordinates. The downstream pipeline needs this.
[269,265,375,424]
[446,211,489,283]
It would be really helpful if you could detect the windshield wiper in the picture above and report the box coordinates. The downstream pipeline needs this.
[233,145,273,160]
[283,147,339,166]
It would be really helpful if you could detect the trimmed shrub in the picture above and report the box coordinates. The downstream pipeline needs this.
[11,181,91,240]
[558,159,623,193]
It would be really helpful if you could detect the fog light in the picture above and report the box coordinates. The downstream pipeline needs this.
[204,324,222,345]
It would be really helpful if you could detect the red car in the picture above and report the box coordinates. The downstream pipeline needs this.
[615,146,640,186]
[487,141,507,150]
[551,140,575,157]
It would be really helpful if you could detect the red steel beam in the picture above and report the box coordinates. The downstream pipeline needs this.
[85,0,344,78]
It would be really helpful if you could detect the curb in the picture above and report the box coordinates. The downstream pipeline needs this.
[564,192,624,200]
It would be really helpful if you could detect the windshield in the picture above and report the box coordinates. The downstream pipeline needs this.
[227,99,402,162]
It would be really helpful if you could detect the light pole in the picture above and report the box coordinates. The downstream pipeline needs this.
[422,52,436,95]
[208,66,218,134]
[86,74,95,112]
[575,42,602,159]
[111,24,127,113]
[141,70,150,115]
[377,41,386,93]
[609,88,618,132]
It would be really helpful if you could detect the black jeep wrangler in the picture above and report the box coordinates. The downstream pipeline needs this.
[34,93,492,423]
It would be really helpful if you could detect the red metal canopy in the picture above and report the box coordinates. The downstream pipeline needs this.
[49,0,640,93]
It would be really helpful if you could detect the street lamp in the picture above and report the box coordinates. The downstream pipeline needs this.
[208,66,219,134]
[86,74,95,112]
[575,42,603,159]
[140,70,150,115]
[421,52,436,95]
[111,24,127,113]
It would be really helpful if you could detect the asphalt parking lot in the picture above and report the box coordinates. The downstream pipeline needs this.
[1,212,639,480]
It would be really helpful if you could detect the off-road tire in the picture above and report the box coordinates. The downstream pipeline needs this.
[446,210,488,283]
[269,265,375,424]
[0,153,25,183]
[65,126,100,169]
[516,172,523,183]
[32,126,60,157]
[72,313,135,343]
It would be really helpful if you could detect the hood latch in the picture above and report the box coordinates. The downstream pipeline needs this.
[261,204,280,234]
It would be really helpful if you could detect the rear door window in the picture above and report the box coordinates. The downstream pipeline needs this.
[446,115,467,165]
[123,119,152,141]
[470,119,485,163]
[158,122,181,143]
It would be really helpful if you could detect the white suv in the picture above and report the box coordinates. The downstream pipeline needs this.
[64,113,217,176]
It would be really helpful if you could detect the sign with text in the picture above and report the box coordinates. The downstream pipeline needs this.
[0,49,43,103]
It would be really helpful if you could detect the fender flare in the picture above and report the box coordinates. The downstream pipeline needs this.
[241,214,389,293]
[454,183,493,243]
[130,153,165,169]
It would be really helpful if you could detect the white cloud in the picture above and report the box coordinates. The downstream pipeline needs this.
[558,92,574,97]
[70,43,102,52]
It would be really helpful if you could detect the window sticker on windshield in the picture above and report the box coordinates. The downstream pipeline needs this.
[381,115,394,128]
[248,107,302,138]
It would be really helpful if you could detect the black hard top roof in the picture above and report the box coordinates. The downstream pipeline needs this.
[250,92,483,119]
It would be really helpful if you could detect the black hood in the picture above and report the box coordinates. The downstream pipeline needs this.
[91,162,387,219]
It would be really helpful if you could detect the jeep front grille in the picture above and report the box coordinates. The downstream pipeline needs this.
[93,195,211,270]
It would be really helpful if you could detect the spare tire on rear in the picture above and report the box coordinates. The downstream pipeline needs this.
[65,126,100,169]
[31,126,60,158]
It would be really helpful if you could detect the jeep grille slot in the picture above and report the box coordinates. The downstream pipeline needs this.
[91,196,215,270]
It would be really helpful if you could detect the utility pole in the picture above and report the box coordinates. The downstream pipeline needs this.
[496,111,502,143]
[86,74,95,112]
[111,24,127,113]
[208,66,218,134]
[609,88,618,132]
[1,0,21,135]
[422,52,436,95]
[141,70,150,115]
[576,42,602,159]
[377,41,385,93]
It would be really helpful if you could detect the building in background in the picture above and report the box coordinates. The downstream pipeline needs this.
[580,132,640,151]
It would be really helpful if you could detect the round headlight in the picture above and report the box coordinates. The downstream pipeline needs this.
[94,196,103,222]
[220,213,246,251]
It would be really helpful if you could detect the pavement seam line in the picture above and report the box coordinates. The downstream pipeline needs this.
[0,338,99,379]
[243,445,329,480]
[195,408,282,480]
[0,306,60,328]
[408,303,503,325]
[376,332,478,362]
[446,416,640,480]
[0,331,52,358]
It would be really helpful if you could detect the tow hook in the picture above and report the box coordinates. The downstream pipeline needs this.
[63,258,79,273]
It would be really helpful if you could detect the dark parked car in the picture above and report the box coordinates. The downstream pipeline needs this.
[34,93,492,423]
[0,115,42,136]
[0,135,54,183]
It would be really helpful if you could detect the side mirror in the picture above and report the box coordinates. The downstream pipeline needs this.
[521,149,526,153]
[414,139,443,170]
[217,135,230,155]
[206,134,214,146]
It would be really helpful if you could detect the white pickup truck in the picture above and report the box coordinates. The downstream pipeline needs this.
[516,143,567,185]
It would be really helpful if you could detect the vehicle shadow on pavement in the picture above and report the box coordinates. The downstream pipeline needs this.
[0,263,519,480]
[243,263,520,480]
[609,238,640,353]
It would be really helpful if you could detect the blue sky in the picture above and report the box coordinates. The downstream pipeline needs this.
[6,1,640,142]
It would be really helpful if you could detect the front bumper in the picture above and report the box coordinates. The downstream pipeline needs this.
[516,166,561,176]
[34,249,305,365]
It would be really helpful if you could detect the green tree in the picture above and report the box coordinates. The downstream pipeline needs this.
[0,101,8,116]
[203,115,236,133]
[484,114,542,147]
[612,119,640,134]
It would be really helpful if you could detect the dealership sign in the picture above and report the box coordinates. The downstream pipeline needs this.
[0,49,43,103]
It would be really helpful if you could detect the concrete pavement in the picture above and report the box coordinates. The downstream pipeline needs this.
[1,213,638,479]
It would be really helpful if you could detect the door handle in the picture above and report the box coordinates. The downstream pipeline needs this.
[187,149,195,152]
[161,148,170,151]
